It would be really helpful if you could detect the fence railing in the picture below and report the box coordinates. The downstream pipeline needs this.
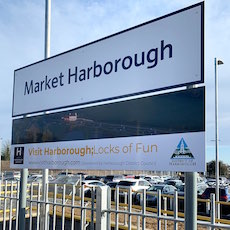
[0,181,230,230]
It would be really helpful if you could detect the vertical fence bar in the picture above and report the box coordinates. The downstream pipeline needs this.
[115,187,119,230]
[36,183,41,230]
[9,181,13,230]
[71,184,75,230]
[90,187,95,230]
[107,186,111,230]
[157,189,161,230]
[163,197,167,230]
[96,186,108,230]
[124,191,128,226]
[15,181,20,230]
[142,189,146,230]
[174,191,178,230]
[52,184,57,230]
[62,184,66,230]
[206,199,210,215]
[29,183,34,230]
[3,180,7,230]
[128,187,132,230]
[44,182,49,230]
[210,194,215,230]
[81,183,85,229]
[137,216,140,230]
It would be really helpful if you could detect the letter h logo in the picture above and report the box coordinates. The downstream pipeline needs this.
[14,147,24,164]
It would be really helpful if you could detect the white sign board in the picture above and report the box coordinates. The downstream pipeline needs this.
[13,2,204,116]
[11,132,205,172]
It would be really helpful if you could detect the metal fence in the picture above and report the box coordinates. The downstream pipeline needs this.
[0,180,230,230]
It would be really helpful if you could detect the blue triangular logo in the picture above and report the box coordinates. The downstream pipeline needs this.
[171,138,194,159]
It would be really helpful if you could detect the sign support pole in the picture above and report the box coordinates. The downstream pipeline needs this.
[185,84,197,230]
[41,0,51,230]
[19,151,28,229]
[185,172,197,230]
[19,169,28,229]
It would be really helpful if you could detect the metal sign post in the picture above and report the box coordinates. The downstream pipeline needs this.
[185,172,197,230]
[40,0,51,230]
[185,85,197,230]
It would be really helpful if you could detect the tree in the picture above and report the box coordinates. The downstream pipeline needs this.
[206,160,229,177]
[1,140,11,160]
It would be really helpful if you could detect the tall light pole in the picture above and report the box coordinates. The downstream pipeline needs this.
[214,57,223,219]
[41,1,51,230]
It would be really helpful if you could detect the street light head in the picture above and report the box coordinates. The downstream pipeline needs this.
[217,60,224,65]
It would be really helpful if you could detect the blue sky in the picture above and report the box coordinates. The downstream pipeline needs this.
[0,0,230,164]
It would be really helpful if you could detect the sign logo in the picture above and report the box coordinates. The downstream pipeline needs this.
[14,147,24,164]
[171,138,194,159]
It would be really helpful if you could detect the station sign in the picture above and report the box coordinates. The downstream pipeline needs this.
[12,2,204,116]
[11,87,205,171]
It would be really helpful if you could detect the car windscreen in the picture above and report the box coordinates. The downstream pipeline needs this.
[148,185,164,191]
[118,181,136,186]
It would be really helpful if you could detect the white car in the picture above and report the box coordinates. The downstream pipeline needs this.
[28,174,43,183]
[82,180,106,197]
[117,179,151,192]
[116,179,151,203]
[146,175,163,184]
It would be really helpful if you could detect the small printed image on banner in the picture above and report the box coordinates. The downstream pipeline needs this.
[12,87,204,145]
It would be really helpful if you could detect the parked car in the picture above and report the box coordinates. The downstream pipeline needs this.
[4,171,20,181]
[83,180,106,198]
[117,179,151,192]
[104,175,124,184]
[117,179,151,203]
[201,187,230,202]
[28,174,43,183]
[135,184,177,206]
[57,171,73,178]
[106,181,119,201]
[219,177,228,186]
[165,179,183,188]
[206,178,216,186]
[49,175,81,195]
[84,175,102,181]
[74,172,88,179]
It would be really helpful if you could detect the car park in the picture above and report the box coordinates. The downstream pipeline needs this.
[201,187,230,202]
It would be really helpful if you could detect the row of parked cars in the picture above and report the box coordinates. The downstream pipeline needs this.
[2,171,230,205]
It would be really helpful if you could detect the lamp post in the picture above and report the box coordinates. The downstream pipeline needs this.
[214,57,224,219]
